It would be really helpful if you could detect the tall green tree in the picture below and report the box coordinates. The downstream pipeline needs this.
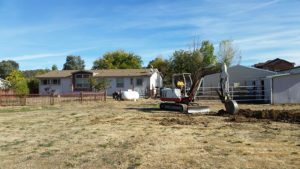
[20,69,49,94]
[92,49,142,69]
[217,39,240,67]
[22,69,50,79]
[200,40,216,66]
[163,39,219,84]
[27,78,39,94]
[63,55,85,70]
[0,60,19,79]
[5,70,29,95]
[169,48,203,80]
[52,64,58,70]
[147,57,170,84]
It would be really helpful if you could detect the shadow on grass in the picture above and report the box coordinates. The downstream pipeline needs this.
[125,107,188,114]
[125,107,163,113]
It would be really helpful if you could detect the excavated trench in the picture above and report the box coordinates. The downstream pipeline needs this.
[216,109,300,123]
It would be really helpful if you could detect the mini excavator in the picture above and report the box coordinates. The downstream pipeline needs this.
[160,64,239,114]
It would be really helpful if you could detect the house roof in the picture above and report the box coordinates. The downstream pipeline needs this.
[232,65,277,74]
[36,70,75,78]
[36,69,158,78]
[202,64,277,77]
[254,58,295,67]
[266,72,300,79]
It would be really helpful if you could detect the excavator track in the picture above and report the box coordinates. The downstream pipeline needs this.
[160,102,210,114]
[160,103,188,113]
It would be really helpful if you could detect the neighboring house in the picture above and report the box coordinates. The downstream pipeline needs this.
[266,73,300,104]
[253,58,295,72]
[202,65,277,103]
[36,69,163,96]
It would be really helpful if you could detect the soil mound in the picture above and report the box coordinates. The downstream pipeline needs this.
[216,109,300,123]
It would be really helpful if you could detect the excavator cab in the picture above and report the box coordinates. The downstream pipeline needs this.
[172,73,193,96]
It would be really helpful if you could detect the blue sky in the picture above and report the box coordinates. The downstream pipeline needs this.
[0,0,300,70]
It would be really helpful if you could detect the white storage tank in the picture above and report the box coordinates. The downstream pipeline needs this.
[122,89,139,101]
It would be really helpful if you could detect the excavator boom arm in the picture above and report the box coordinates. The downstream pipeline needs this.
[187,66,221,100]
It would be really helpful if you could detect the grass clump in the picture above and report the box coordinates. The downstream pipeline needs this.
[38,141,54,147]
[40,151,52,157]
[231,140,243,144]
[127,162,141,169]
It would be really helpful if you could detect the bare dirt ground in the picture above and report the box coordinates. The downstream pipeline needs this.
[0,99,299,169]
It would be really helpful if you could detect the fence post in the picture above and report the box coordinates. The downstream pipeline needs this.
[104,90,107,101]
[146,86,150,98]
[0,94,2,106]
[119,89,122,100]
[151,89,154,98]
[132,83,135,91]
[81,92,83,103]
[23,95,27,106]
[50,93,55,105]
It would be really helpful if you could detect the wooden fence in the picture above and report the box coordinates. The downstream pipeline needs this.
[137,87,160,98]
[0,92,106,106]
[0,89,15,95]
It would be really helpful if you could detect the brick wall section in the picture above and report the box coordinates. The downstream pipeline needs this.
[0,89,15,95]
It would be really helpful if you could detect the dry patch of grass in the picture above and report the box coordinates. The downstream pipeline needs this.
[0,99,299,169]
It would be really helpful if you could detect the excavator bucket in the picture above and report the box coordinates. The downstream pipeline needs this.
[187,105,210,114]
[224,100,239,114]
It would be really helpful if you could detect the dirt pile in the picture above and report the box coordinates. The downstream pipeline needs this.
[216,109,300,123]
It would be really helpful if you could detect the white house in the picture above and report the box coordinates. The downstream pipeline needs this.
[36,68,163,96]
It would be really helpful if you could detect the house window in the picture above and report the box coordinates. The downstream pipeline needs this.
[52,79,60,85]
[42,79,48,85]
[75,74,90,88]
[116,78,124,88]
[41,79,60,85]
[136,78,143,86]
[130,78,133,85]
